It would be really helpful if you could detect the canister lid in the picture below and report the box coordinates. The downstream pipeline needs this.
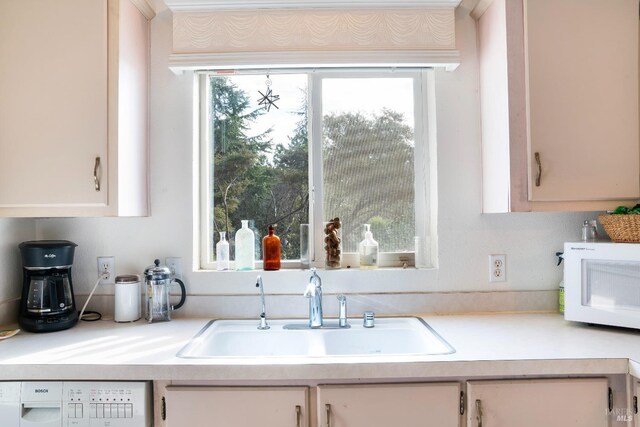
[144,259,171,280]
[115,274,140,284]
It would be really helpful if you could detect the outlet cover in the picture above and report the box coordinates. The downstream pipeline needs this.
[489,254,506,283]
[166,257,182,280]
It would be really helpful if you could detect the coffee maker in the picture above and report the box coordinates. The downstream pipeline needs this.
[18,240,78,332]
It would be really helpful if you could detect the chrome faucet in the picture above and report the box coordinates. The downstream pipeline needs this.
[256,275,269,330]
[303,269,323,328]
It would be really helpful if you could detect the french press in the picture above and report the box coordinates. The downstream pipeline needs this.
[144,259,186,323]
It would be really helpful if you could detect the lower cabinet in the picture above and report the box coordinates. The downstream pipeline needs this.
[317,383,461,427]
[466,378,609,427]
[164,386,308,427]
[162,378,611,427]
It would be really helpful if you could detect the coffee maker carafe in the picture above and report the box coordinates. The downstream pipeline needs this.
[18,240,78,332]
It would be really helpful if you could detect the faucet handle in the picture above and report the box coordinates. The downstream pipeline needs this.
[363,311,375,328]
[337,295,347,328]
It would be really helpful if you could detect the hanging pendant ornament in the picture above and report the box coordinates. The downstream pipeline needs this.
[258,75,280,112]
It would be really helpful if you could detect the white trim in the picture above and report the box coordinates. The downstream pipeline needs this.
[470,0,495,20]
[166,0,461,12]
[197,74,211,270]
[169,51,461,74]
[129,0,155,19]
[198,69,434,271]
[309,74,324,267]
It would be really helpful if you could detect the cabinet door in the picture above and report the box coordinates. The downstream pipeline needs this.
[164,386,308,427]
[0,0,108,209]
[467,378,609,427]
[526,0,639,202]
[318,383,461,427]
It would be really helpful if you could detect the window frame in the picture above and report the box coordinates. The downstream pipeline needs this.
[197,69,436,271]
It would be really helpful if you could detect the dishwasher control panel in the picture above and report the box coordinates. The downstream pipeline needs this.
[0,381,151,427]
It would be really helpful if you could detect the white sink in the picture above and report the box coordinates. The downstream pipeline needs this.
[177,317,454,358]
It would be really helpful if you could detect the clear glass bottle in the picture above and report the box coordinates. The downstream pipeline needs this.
[300,223,310,268]
[248,219,261,260]
[216,231,230,271]
[235,220,255,271]
[262,224,281,271]
[359,224,379,269]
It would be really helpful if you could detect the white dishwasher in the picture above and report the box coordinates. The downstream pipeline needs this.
[0,381,152,427]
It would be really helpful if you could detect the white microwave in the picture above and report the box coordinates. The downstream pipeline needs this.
[564,241,640,329]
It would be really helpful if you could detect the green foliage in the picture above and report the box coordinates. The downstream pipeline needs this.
[212,77,309,260]
[613,204,640,214]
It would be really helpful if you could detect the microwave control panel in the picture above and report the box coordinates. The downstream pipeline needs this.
[0,381,151,427]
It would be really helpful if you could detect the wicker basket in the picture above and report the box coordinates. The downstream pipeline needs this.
[598,214,640,243]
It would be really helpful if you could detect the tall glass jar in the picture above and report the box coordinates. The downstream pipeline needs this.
[248,219,261,260]
[300,223,310,269]
[324,218,342,269]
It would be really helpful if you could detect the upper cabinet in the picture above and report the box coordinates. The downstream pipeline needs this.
[0,0,153,217]
[476,0,640,212]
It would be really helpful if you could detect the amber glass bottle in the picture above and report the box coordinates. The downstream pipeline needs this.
[262,224,281,271]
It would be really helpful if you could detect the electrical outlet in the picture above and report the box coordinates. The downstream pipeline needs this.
[165,257,182,280]
[97,256,115,285]
[489,254,506,282]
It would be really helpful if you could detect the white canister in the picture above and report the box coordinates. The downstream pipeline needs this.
[114,275,141,322]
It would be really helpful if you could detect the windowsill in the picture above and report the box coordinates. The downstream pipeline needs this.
[188,266,437,295]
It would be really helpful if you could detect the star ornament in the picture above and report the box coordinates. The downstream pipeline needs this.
[258,87,280,112]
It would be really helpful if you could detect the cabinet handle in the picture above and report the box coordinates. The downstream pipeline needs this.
[325,403,331,427]
[475,399,483,427]
[93,156,101,191]
[295,405,301,427]
[534,152,542,187]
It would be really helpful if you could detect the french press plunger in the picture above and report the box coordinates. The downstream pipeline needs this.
[144,259,186,322]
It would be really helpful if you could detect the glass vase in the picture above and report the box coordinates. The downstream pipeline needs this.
[324,218,342,269]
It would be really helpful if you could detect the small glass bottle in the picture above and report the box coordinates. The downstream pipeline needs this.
[216,231,230,271]
[581,220,597,241]
[359,224,379,269]
[262,224,281,271]
[235,220,255,271]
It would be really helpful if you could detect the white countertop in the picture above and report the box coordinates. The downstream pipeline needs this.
[0,313,638,381]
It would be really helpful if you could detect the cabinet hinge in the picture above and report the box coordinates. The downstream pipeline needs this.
[162,396,167,421]
[634,396,638,414]
[459,391,465,415]
[608,387,613,412]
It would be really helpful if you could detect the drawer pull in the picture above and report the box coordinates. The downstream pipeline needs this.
[93,156,101,191]
[476,399,483,427]
[295,405,301,427]
[534,152,542,187]
[325,403,331,427]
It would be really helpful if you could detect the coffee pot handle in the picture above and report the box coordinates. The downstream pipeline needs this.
[171,278,186,311]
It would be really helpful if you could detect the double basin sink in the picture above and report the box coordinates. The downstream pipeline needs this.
[177,317,455,358]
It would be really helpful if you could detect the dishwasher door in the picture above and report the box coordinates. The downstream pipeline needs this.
[0,382,151,427]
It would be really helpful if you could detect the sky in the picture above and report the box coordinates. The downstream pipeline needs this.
[228,74,415,154]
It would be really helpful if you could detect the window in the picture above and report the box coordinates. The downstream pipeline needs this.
[198,70,434,270]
